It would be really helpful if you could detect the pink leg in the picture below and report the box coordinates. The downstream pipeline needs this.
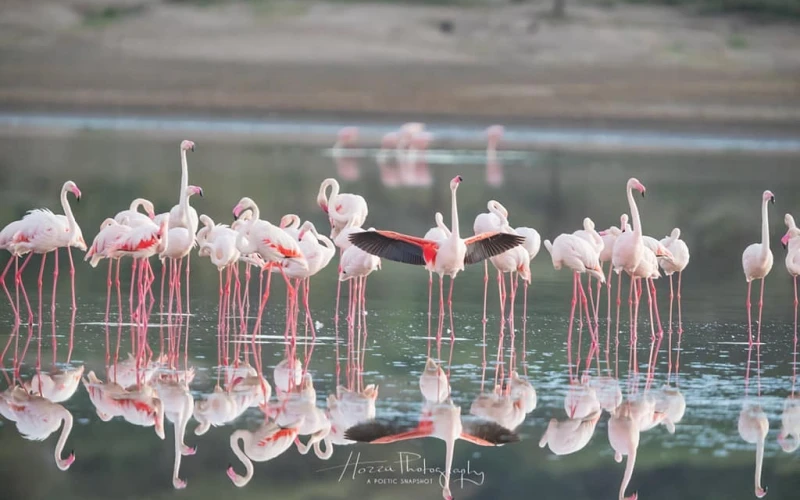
[437,274,444,361]
[15,252,35,325]
[677,271,684,336]
[646,278,655,342]
[650,278,663,339]
[668,274,674,375]
[104,259,113,326]
[428,271,433,358]
[66,246,76,313]
[757,278,766,345]
[566,272,578,382]
[481,260,488,326]
[522,279,529,378]
[794,275,798,348]
[1,256,18,321]
[129,259,137,323]
[746,280,753,346]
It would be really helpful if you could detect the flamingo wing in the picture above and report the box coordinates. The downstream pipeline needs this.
[344,419,432,443]
[349,230,434,266]
[461,421,520,445]
[463,232,526,265]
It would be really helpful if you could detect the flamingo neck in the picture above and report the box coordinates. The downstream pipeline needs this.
[248,202,260,222]
[60,186,78,237]
[179,149,189,209]
[55,410,73,471]
[619,446,637,500]
[627,185,643,240]
[130,198,146,212]
[327,179,340,207]
[450,186,460,240]
[755,434,765,495]
[761,198,770,255]
[236,229,255,255]
[230,432,253,487]
[178,191,192,228]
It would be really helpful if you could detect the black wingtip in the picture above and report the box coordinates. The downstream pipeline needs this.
[344,421,396,443]
[468,421,521,445]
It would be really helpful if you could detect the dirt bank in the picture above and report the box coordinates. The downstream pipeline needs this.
[1,1,799,131]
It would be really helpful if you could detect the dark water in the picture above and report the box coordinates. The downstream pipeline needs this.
[1,131,800,500]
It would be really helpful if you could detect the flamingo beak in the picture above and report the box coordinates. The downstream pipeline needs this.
[232,204,242,220]
[197,188,204,198]
[782,233,790,250]
[191,144,195,152]
[770,195,775,204]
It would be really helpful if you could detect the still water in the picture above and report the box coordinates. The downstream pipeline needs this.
[1,130,800,500]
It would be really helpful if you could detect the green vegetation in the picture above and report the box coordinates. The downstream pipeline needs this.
[618,0,800,19]
[82,5,146,27]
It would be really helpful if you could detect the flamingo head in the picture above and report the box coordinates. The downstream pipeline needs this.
[100,218,116,229]
[64,181,82,202]
[337,126,359,145]
[180,140,195,152]
[154,399,166,440]
[486,124,504,143]
[449,175,463,190]
[763,190,775,205]
[187,185,203,198]
[627,178,645,197]
[583,217,595,231]
[756,487,767,498]
[381,131,399,149]
[57,449,76,471]
[232,197,254,220]
[279,214,298,229]
[786,213,796,229]
[620,214,629,232]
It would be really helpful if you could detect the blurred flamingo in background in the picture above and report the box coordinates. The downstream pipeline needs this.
[782,217,800,345]
[486,124,504,187]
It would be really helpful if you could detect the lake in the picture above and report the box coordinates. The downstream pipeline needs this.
[1,120,799,500]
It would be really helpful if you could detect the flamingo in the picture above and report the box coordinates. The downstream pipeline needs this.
[659,227,690,370]
[738,403,769,498]
[349,176,526,349]
[598,218,624,357]
[574,217,605,331]
[115,198,156,227]
[153,373,196,489]
[326,384,379,445]
[332,126,359,152]
[474,200,512,327]
[1,389,75,470]
[612,178,648,345]
[469,385,527,431]
[227,417,304,487]
[543,233,605,374]
[317,178,368,240]
[279,213,303,240]
[419,357,450,403]
[168,140,199,234]
[344,400,519,500]
[608,402,640,500]
[24,365,84,403]
[12,180,86,326]
[0,218,25,321]
[539,410,601,456]
[486,124,505,187]
[781,219,800,345]
[742,190,775,346]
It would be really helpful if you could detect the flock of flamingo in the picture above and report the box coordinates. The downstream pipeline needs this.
[0,123,798,500]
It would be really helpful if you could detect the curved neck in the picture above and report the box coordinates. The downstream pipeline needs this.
[60,187,78,236]
[130,198,146,212]
[179,149,189,208]
[246,202,260,222]
[230,433,253,487]
[619,446,637,500]
[55,410,73,470]
[627,186,642,238]
[318,179,338,210]
[450,186,460,239]
[755,435,765,495]
[761,198,770,254]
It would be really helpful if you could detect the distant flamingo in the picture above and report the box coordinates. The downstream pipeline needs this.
[115,198,156,227]
[486,125,505,187]
[574,217,605,331]
[350,176,525,351]
[317,178,368,239]
[659,227,690,370]
[742,190,775,346]
[12,180,86,325]
[332,127,359,152]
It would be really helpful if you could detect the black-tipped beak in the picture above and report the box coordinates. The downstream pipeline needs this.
[770,196,775,204]
[198,189,204,198]
[457,175,463,182]
[641,191,645,198]
[76,196,80,203]
[191,145,195,152]
[70,449,74,456]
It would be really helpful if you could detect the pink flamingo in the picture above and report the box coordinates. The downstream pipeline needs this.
[543,233,605,376]
[349,176,525,351]
[574,217,605,332]
[781,218,800,346]
[159,186,203,318]
[317,178,368,239]
[227,417,304,487]
[742,190,775,346]
[12,180,86,325]
[486,124,504,186]
[473,200,512,328]
[1,389,75,470]
[0,218,25,322]
[115,198,156,227]
[168,140,198,234]
[85,218,132,330]
[659,227,690,370]
[332,126,359,151]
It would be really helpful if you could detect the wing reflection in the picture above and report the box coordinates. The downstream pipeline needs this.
[23,364,84,403]
[228,416,304,487]
[345,398,519,500]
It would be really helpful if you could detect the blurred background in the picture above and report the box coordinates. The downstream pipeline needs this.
[2,2,800,500]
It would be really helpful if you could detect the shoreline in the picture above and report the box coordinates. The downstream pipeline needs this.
[2,109,799,155]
